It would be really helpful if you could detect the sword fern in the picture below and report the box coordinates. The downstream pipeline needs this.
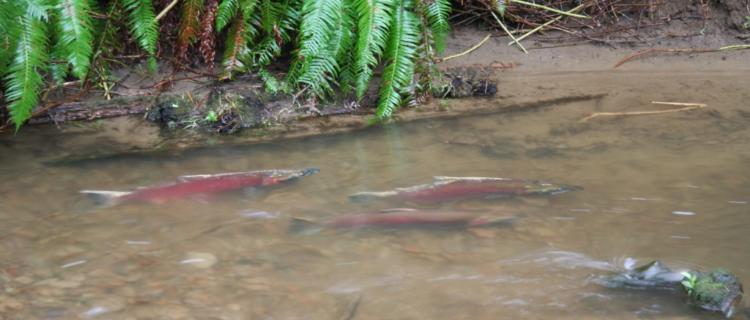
[5,6,49,131]
[122,0,157,68]
[55,0,94,79]
[2,0,455,130]
[376,0,420,119]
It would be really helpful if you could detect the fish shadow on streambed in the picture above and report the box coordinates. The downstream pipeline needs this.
[288,208,523,235]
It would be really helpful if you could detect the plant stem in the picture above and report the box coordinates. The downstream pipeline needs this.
[491,11,527,54]
[509,0,588,19]
[508,4,584,46]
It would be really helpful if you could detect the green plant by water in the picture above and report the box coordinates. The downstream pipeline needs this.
[681,271,697,295]
[0,0,454,130]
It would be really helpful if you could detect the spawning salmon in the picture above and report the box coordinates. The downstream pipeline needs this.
[81,168,319,206]
[349,176,580,203]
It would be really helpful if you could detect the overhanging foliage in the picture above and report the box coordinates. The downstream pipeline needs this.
[0,0,452,130]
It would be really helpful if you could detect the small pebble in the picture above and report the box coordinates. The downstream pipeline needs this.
[61,260,87,269]
[180,252,217,269]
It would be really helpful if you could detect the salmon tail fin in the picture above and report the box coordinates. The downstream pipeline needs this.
[288,217,324,235]
[80,190,130,207]
[301,168,320,177]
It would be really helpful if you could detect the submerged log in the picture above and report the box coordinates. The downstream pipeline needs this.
[28,96,159,125]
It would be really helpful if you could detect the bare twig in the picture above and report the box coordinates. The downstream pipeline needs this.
[440,34,492,62]
[509,0,589,19]
[579,101,707,122]
[508,4,585,47]
[491,12,528,54]
[155,0,179,21]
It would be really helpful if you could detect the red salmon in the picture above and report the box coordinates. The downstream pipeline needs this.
[349,176,580,203]
[81,168,319,206]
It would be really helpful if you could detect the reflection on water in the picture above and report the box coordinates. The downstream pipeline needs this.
[1,71,749,319]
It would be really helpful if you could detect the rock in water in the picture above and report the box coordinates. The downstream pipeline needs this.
[686,269,743,318]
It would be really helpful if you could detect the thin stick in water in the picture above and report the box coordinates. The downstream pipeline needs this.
[578,101,707,122]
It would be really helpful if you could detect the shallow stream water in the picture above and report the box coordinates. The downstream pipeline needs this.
[1,70,749,319]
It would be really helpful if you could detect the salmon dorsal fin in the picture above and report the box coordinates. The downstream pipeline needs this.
[176,174,215,182]
[433,176,512,182]
[371,208,418,214]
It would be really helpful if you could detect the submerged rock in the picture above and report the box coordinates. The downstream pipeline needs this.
[598,260,684,290]
[685,269,743,318]
[598,260,744,318]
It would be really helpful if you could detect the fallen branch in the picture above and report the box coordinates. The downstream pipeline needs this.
[439,34,492,62]
[614,45,750,68]
[579,101,707,123]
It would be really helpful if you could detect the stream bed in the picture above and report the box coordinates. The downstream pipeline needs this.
[1,70,749,319]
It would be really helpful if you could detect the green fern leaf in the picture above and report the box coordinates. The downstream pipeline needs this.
[424,0,450,53]
[331,2,356,94]
[376,0,420,119]
[54,0,94,79]
[288,0,343,96]
[0,1,24,78]
[123,0,158,57]
[5,12,49,130]
[215,0,239,32]
[353,0,394,98]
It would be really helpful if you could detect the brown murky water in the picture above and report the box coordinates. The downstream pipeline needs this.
[1,70,749,319]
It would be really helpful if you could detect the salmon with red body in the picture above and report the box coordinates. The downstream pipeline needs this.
[81,168,319,206]
[349,176,580,203]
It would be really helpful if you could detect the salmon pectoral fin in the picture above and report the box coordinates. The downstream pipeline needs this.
[80,190,130,207]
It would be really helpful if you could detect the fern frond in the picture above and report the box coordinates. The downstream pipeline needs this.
[288,0,343,95]
[332,3,356,94]
[239,0,258,23]
[376,0,420,119]
[123,0,158,56]
[5,13,48,130]
[200,0,219,67]
[423,0,450,53]
[353,0,394,98]
[1,2,24,79]
[220,14,248,79]
[215,0,239,32]
[177,0,204,61]
[54,0,94,79]
[258,68,288,94]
